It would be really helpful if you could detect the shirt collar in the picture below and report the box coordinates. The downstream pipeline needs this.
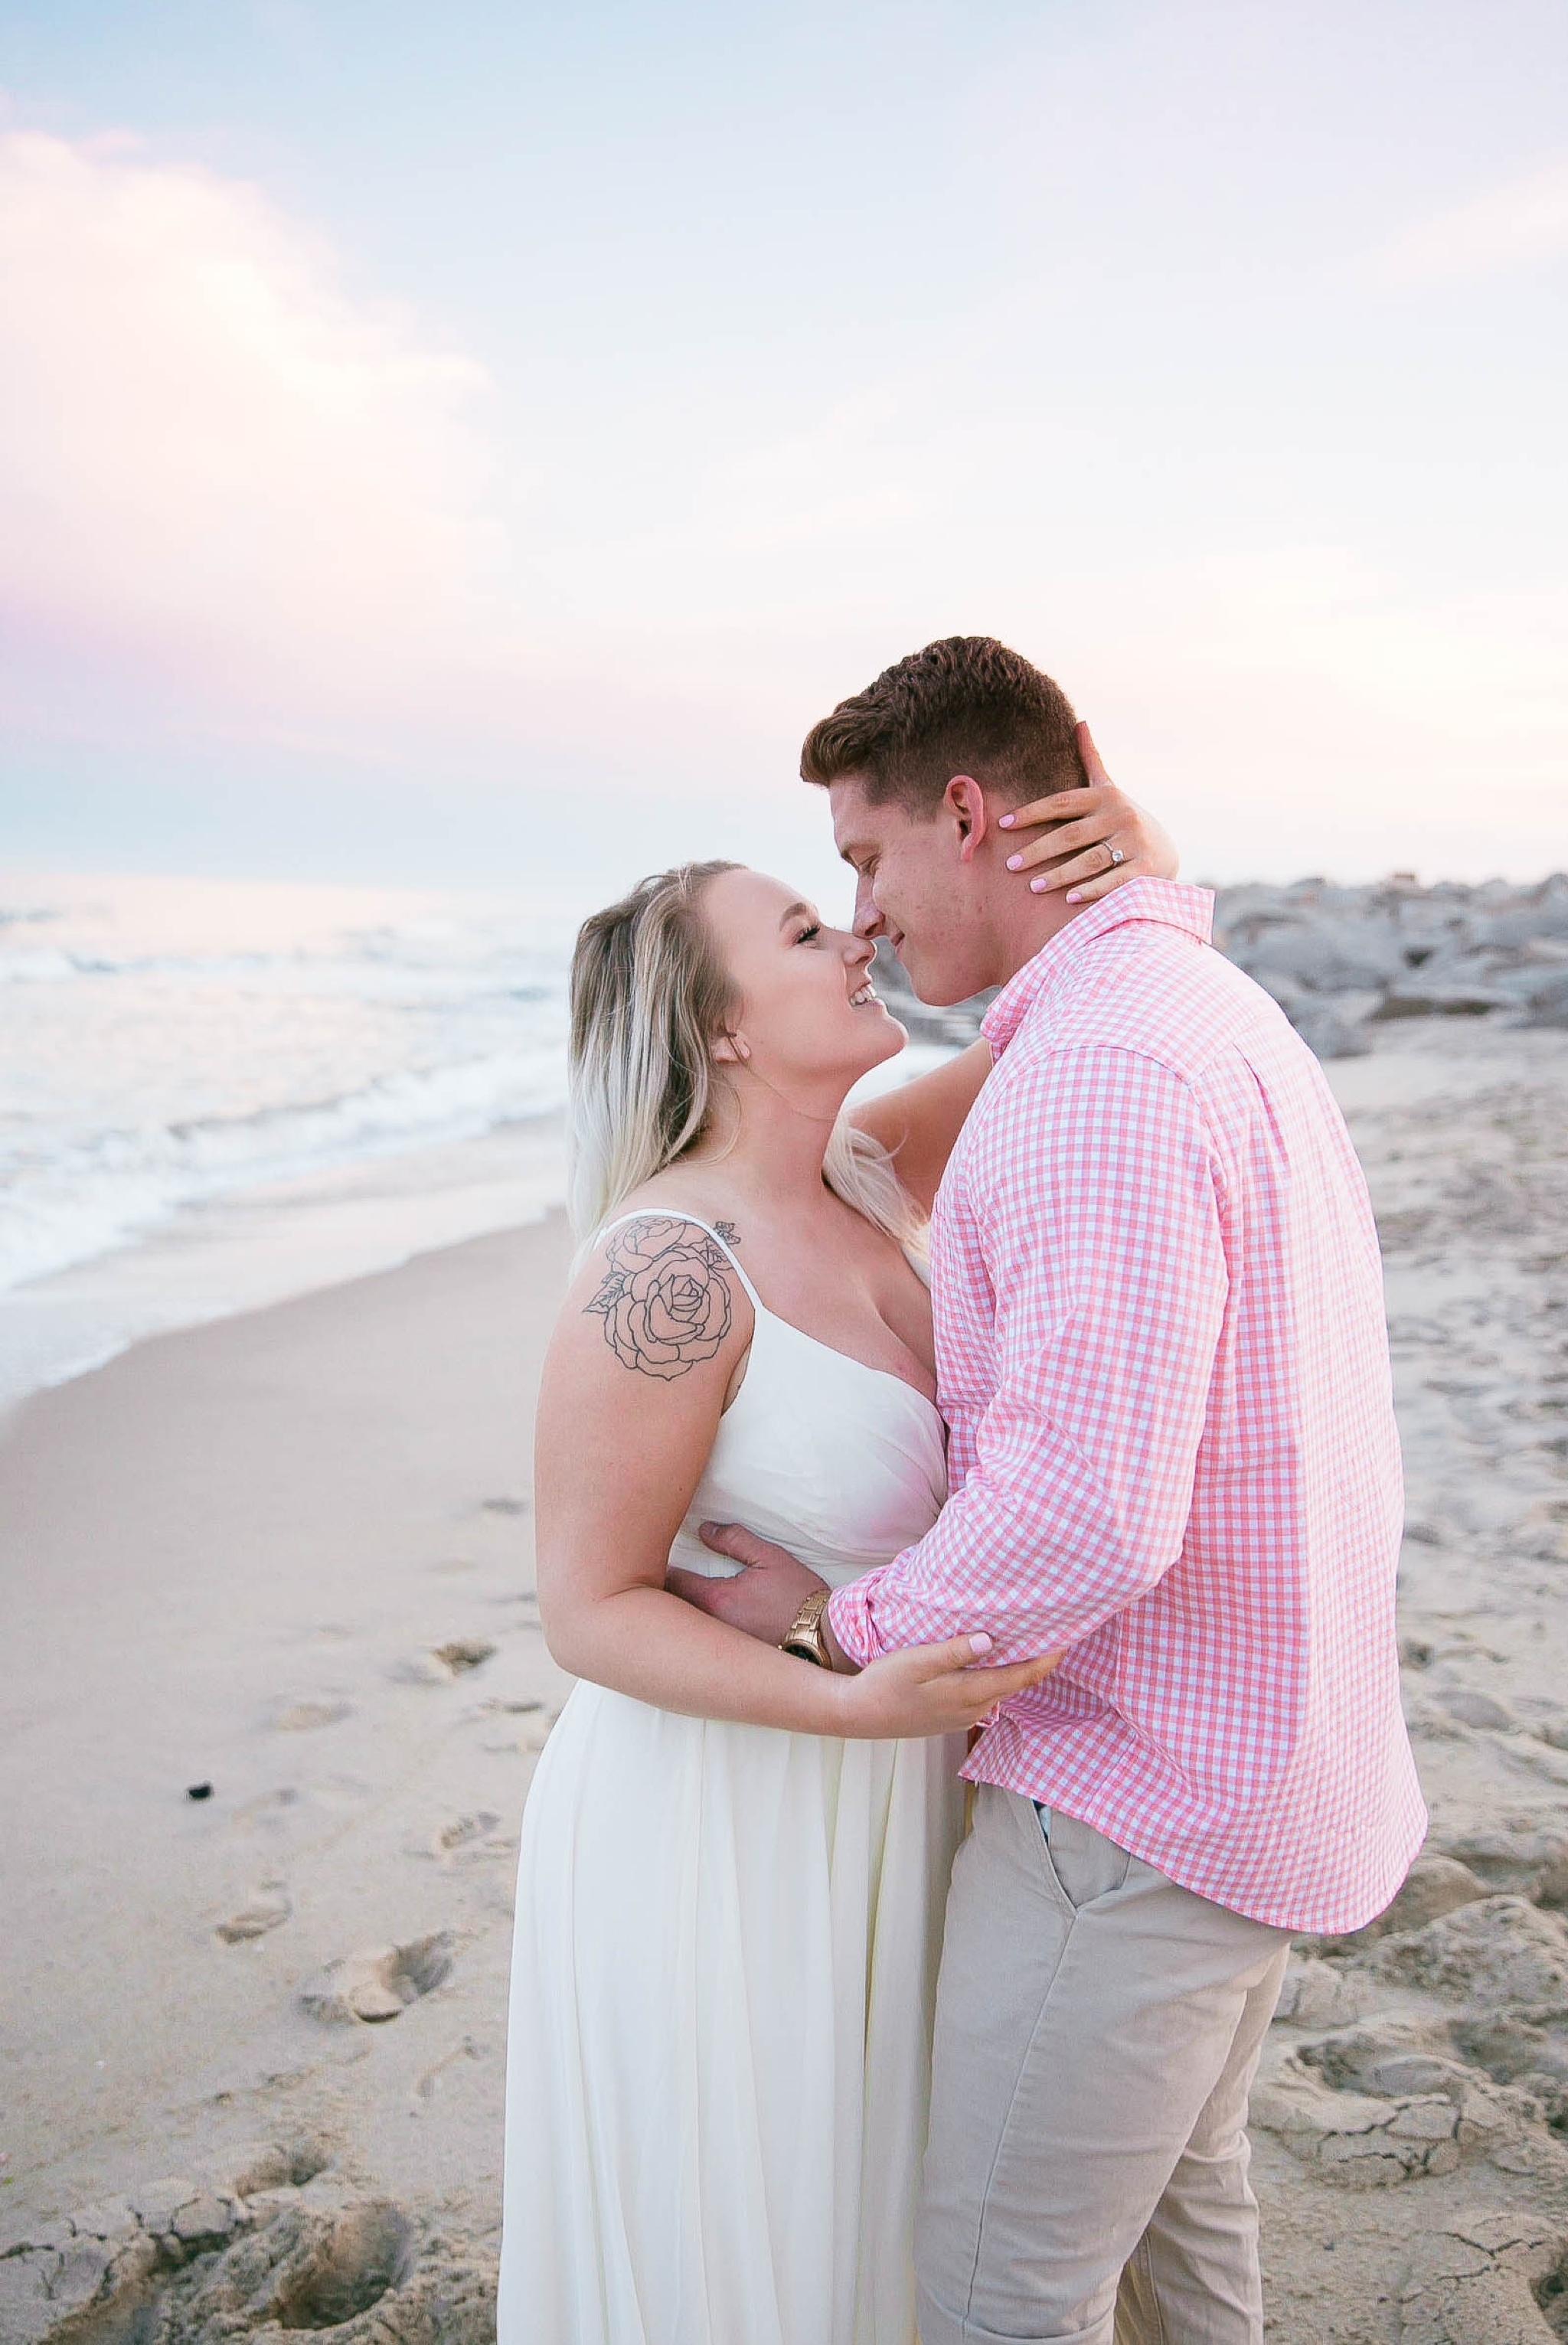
[980,878,1216,1058]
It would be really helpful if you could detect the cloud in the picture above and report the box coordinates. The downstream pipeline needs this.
[1374,158,1568,281]
[0,127,505,740]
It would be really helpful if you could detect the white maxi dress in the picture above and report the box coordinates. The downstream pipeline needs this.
[498,1215,964,2345]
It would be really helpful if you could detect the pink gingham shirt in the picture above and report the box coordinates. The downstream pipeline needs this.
[829,880,1425,1935]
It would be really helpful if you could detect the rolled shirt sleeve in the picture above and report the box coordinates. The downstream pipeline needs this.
[828,1044,1230,1668]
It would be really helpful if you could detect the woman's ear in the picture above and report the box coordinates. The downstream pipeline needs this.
[712,1031,751,1065]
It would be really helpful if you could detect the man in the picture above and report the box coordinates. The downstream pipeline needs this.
[684,635,1425,2344]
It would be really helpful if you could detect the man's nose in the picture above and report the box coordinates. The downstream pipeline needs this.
[853,877,883,939]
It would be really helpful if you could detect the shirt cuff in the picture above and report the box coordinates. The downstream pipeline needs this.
[825,1575,884,1670]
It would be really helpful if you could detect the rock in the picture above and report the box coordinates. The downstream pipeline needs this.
[1374,985,1512,1018]
[1288,998,1373,1060]
[1523,966,1568,1027]
[1207,871,1568,1056]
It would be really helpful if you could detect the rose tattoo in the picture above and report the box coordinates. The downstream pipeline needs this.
[584,1217,735,1380]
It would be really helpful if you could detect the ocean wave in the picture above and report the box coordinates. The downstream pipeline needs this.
[0,942,558,1004]
[0,1040,570,1296]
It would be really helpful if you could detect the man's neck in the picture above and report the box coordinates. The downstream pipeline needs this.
[983,883,1089,992]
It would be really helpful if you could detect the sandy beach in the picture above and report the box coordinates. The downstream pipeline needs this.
[2,1216,575,2339]
[5,1017,1568,2343]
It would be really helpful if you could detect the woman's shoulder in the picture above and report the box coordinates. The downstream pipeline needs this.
[592,1173,745,1249]
[552,1191,756,1396]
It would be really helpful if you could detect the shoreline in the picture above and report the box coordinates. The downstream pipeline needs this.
[0,1044,953,1419]
[0,1112,568,1417]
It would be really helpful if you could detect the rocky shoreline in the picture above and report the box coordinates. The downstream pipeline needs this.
[873,873,1568,1064]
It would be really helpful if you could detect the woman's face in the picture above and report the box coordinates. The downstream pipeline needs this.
[701,867,906,1095]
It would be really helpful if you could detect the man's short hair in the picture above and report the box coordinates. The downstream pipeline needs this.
[799,635,1086,813]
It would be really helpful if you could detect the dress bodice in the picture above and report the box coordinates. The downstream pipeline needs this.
[601,1213,949,1591]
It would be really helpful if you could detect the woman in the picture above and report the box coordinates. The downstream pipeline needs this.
[499,766,1176,2344]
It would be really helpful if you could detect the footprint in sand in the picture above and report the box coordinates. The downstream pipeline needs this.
[433,1638,495,1673]
[214,1883,291,1942]
[272,1699,353,1732]
[229,1788,302,1833]
[300,1933,452,2023]
[21,2177,495,2345]
[490,1589,543,1621]
[480,1707,559,1755]
[426,1811,511,1866]
[391,1639,497,1684]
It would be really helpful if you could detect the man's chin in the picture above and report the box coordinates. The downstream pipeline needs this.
[896,947,974,1009]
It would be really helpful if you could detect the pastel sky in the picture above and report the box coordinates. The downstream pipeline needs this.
[2,0,1564,904]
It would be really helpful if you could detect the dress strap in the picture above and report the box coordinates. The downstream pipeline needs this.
[597,1210,764,1315]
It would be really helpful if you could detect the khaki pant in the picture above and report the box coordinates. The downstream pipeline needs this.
[917,1786,1290,2345]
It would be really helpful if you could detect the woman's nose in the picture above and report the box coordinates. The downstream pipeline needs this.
[842,929,875,966]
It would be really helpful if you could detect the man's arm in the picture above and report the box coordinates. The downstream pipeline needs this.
[828,1043,1230,1668]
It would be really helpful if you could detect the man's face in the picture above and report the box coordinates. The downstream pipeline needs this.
[828,773,999,1006]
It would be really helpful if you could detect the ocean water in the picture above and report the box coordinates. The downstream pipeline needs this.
[0,873,581,1406]
[0,871,952,1409]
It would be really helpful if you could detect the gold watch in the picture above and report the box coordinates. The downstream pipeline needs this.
[781,1586,833,1667]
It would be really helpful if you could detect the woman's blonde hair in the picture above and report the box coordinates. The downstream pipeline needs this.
[567,861,923,1259]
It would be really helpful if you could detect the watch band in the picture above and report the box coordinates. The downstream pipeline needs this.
[781,1586,833,1667]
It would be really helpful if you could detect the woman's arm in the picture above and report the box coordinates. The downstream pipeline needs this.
[851,726,1179,1214]
[851,1040,992,1220]
[535,1213,1054,1737]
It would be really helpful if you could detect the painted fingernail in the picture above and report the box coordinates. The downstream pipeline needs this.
[1065,890,1083,904]
[968,1632,994,1656]
[1030,877,1050,893]
[1006,853,1023,870]
[998,812,1014,828]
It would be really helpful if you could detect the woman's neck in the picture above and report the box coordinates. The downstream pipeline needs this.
[683,1071,848,1220]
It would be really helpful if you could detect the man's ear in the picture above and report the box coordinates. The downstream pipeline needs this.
[945,774,992,864]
